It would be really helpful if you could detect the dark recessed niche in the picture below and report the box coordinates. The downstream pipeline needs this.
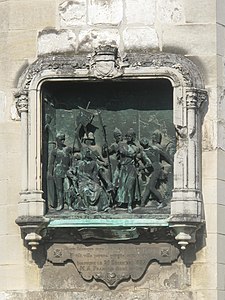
[42,79,175,214]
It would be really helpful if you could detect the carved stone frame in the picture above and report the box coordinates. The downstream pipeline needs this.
[14,50,207,251]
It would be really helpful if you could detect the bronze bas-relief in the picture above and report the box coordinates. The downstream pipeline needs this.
[44,84,175,214]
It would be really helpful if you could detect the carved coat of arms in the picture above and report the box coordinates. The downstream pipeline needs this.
[89,45,124,79]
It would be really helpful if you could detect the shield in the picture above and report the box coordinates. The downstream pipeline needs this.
[94,59,115,77]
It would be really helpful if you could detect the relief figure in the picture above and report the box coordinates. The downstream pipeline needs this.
[67,146,111,212]
[140,130,172,208]
[102,127,124,194]
[45,106,174,214]
[48,133,72,210]
[116,128,151,213]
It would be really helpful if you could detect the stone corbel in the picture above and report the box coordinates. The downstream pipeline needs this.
[16,216,49,251]
[170,224,198,250]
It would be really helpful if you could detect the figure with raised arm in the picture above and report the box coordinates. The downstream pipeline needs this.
[140,130,172,208]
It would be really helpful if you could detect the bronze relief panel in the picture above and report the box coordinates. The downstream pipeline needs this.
[42,79,175,216]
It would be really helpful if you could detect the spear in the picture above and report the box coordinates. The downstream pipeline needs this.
[96,110,112,182]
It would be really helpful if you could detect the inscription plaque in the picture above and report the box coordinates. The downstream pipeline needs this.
[47,243,179,287]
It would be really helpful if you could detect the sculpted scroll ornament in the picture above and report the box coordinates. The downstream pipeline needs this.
[47,243,180,288]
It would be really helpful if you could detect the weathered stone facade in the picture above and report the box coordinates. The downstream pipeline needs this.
[0,0,224,299]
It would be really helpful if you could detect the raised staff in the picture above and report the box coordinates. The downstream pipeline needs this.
[96,109,113,182]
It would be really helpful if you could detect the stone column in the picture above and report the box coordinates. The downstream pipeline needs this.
[186,89,198,190]
[16,93,29,192]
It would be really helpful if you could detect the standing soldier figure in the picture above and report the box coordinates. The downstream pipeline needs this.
[48,133,72,211]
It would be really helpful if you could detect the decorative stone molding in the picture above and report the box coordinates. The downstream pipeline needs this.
[14,92,28,115]
[14,47,207,261]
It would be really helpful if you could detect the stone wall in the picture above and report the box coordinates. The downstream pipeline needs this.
[0,0,223,299]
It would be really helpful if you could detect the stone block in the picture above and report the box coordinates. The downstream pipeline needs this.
[123,27,159,51]
[218,233,225,264]
[9,291,113,300]
[195,243,208,264]
[217,24,225,56]
[7,179,20,207]
[113,290,148,300]
[202,177,217,203]
[0,123,21,154]
[218,291,225,300]
[153,292,194,300]
[217,56,224,87]
[38,29,77,55]
[218,149,225,180]
[9,0,56,31]
[7,30,37,61]
[0,32,8,62]
[191,262,217,290]
[88,0,123,25]
[205,86,218,120]
[23,263,40,291]
[0,235,24,265]
[218,121,225,151]
[196,290,218,300]
[10,59,30,89]
[0,206,7,235]
[0,63,7,91]
[162,24,216,56]
[217,179,225,205]
[157,0,185,24]
[201,233,217,263]
[0,131,21,154]
[218,263,225,290]
[186,55,217,87]
[125,0,156,25]
[194,233,217,264]
[7,152,21,181]
[202,121,217,152]
[204,203,217,234]
[4,205,19,235]
[59,0,87,27]
[0,91,6,123]
[202,151,217,179]
[78,29,120,52]
[0,2,9,33]
[217,0,225,26]
[184,0,215,23]
[0,155,8,181]
[0,265,26,291]
[0,180,8,206]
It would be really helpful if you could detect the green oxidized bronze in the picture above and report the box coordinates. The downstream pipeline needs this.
[42,80,175,215]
